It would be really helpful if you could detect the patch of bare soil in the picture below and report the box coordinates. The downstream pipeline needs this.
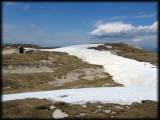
[48,67,117,86]
[89,43,157,65]
[2,48,18,55]
[2,98,158,119]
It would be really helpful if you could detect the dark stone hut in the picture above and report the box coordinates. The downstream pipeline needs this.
[19,46,25,53]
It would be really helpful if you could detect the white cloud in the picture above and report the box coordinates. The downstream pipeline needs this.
[89,21,158,48]
[90,21,158,39]
[90,22,134,36]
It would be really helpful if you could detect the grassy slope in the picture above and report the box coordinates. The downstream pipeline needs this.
[3,51,121,94]
[89,43,157,66]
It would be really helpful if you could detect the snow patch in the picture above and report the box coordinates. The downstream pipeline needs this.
[51,44,157,89]
[2,44,157,105]
[2,87,157,105]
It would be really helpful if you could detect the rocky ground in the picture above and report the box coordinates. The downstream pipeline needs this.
[2,44,121,94]
[2,98,158,119]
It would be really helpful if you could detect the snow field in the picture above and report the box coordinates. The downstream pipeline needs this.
[2,44,158,105]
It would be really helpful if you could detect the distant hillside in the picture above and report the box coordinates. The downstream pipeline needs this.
[89,43,157,66]
[2,44,40,49]
[2,43,59,49]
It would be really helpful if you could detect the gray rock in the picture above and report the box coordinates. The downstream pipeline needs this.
[103,109,111,113]
[53,109,69,119]
[115,106,123,109]
[82,104,87,108]
[50,105,56,110]
[79,113,86,116]
[97,105,102,109]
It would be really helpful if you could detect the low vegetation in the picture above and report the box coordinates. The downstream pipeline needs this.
[2,98,54,119]
[89,43,157,65]
[2,98,158,119]
[2,50,119,94]
[2,44,157,119]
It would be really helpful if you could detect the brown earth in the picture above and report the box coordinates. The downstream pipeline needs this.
[2,98,158,119]
[2,50,121,94]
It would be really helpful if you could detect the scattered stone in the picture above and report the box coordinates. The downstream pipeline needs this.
[126,106,130,109]
[115,106,120,109]
[103,109,111,113]
[50,105,56,110]
[76,113,86,117]
[82,104,87,108]
[115,106,123,109]
[97,105,102,109]
[120,107,123,109]
[95,109,102,112]
[4,86,11,89]
[106,45,112,49]
[111,111,116,115]
[53,109,69,119]
[79,113,86,116]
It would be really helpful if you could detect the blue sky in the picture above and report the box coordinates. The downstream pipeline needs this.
[3,2,158,48]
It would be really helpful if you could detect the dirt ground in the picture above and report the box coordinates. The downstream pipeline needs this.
[2,98,158,119]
